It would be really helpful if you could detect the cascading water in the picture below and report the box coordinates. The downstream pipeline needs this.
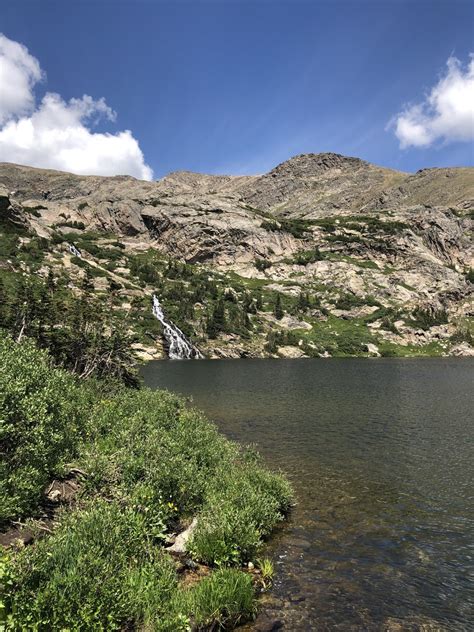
[68,243,82,257]
[152,295,203,360]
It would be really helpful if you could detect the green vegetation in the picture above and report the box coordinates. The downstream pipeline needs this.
[257,558,275,589]
[55,220,86,230]
[334,292,380,311]
[450,323,474,346]
[0,269,138,385]
[0,208,463,372]
[273,293,284,320]
[0,335,292,630]
[288,248,326,265]
[255,258,272,272]
[261,218,313,238]
[305,316,376,356]
[312,214,409,235]
[0,337,89,523]
[265,329,301,354]
[409,307,448,330]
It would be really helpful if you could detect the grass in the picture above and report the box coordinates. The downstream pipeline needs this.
[1,334,292,630]
[257,558,275,589]
[6,501,178,630]
[378,341,445,357]
[304,316,377,356]
[184,568,255,629]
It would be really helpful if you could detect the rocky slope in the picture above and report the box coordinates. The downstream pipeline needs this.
[0,153,473,359]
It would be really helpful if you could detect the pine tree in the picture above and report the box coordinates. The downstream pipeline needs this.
[206,298,226,338]
[273,293,283,320]
[297,291,310,312]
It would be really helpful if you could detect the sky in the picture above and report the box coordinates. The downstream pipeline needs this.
[0,0,473,180]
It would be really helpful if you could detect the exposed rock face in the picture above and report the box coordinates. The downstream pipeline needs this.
[239,152,406,217]
[0,153,472,357]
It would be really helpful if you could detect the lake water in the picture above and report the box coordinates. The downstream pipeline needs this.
[141,359,474,631]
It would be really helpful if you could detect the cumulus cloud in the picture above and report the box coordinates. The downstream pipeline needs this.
[391,54,474,149]
[0,34,153,179]
[0,34,42,124]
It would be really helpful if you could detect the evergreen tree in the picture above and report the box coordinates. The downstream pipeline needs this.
[243,293,257,315]
[80,267,95,293]
[206,298,226,339]
[297,291,310,312]
[273,293,284,320]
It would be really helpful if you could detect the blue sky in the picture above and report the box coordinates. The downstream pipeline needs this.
[0,0,473,179]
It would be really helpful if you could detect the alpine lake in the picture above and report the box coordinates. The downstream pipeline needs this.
[141,358,474,631]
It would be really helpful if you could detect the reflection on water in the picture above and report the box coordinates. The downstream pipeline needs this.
[141,358,474,631]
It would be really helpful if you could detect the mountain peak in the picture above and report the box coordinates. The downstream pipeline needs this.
[269,152,368,177]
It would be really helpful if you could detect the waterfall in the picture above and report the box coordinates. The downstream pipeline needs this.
[152,295,203,360]
[68,243,82,257]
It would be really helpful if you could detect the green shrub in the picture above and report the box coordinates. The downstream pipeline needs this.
[189,459,293,566]
[0,335,88,524]
[1,339,292,629]
[292,249,325,265]
[410,307,448,330]
[260,218,312,238]
[81,389,239,517]
[55,220,86,230]
[7,500,176,631]
[450,327,473,346]
[334,293,380,311]
[255,258,271,272]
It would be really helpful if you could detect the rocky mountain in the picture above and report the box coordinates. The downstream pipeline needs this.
[0,153,473,359]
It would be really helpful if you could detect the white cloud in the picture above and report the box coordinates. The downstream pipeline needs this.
[0,34,42,124]
[0,34,153,180]
[392,55,474,149]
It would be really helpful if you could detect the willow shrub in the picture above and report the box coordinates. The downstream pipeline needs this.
[0,334,90,524]
[189,453,293,566]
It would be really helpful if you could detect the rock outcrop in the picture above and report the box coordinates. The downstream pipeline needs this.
[0,153,472,357]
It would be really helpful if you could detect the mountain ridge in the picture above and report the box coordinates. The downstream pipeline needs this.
[0,152,473,359]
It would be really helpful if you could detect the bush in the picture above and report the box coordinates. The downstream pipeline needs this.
[7,500,177,631]
[0,334,89,524]
[261,218,312,239]
[450,327,473,346]
[255,258,271,272]
[55,220,86,230]
[293,249,324,265]
[334,293,365,310]
[189,459,293,566]
[410,307,448,330]
[1,339,292,629]
[81,389,238,517]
